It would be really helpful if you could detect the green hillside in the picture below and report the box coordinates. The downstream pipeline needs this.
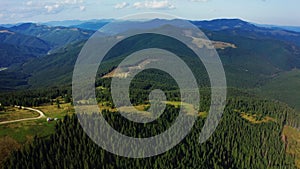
[2,19,300,168]
[10,23,94,49]
[256,69,300,110]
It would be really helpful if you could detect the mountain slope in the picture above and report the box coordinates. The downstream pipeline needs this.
[10,23,94,49]
[5,25,300,90]
[192,19,300,46]
[0,27,51,67]
[2,19,300,94]
[71,21,109,31]
[0,43,47,67]
[0,27,50,51]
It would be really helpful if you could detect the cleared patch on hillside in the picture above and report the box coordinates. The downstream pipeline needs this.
[0,30,15,34]
[240,112,276,124]
[212,41,237,49]
[191,37,237,50]
[182,30,236,50]
[0,67,7,72]
[282,126,300,168]
[102,59,158,78]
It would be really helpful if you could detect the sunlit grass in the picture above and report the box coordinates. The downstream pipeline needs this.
[0,106,39,122]
[240,113,276,124]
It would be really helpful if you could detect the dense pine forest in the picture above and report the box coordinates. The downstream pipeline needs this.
[2,94,300,169]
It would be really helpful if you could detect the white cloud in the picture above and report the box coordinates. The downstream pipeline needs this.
[190,0,210,2]
[45,4,61,13]
[26,1,33,6]
[0,0,87,22]
[62,0,84,5]
[79,5,86,11]
[43,0,85,13]
[114,2,129,9]
[133,0,175,9]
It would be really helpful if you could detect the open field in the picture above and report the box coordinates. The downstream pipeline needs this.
[0,103,74,165]
[0,106,40,122]
[0,118,57,165]
[0,103,74,143]
[37,103,74,119]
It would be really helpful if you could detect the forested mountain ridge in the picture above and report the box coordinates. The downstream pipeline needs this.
[10,23,94,49]
[0,26,50,51]
[4,23,300,89]
[192,19,300,46]
[2,18,300,168]
[0,27,50,67]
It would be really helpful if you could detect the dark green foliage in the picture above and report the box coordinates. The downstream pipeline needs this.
[3,97,298,169]
[9,23,93,49]
[193,19,300,46]
[0,87,70,107]
[0,27,50,52]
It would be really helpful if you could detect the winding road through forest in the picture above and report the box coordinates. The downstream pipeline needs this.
[0,106,46,125]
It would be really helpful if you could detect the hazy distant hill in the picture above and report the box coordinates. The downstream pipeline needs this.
[257,24,300,33]
[67,18,300,46]
[70,19,113,31]
[0,26,50,51]
[10,23,94,49]
[0,26,51,67]
[5,22,300,89]
[2,19,300,110]
[192,19,300,46]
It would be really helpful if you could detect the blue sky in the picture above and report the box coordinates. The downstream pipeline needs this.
[0,0,299,26]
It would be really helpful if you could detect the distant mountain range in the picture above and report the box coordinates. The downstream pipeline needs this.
[1,18,300,109]
[256,24,300,33]
[10,23,94,49]
[0,23,94,67]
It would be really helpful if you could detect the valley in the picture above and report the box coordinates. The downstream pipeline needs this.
[1,18,300,168]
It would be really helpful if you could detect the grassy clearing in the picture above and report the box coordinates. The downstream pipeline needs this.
[0,117,58,166]
[37,103,74,119]
[164,101,206,117]
[0,118,56,143]
[118,105,152,117]
[0,106,40,122]
[282,126,300,168]
[0,103,74,144]
[0,101,205,145]
[0,103,74,166]
[240,113,276,124]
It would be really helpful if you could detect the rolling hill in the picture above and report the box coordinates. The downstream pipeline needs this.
[3,21,300,89]
[0,26,50,51]
[10,23,94,49]
[2,18,300,168]
[192,19,300,46]
[1,19,300,110]
[0,27,51,67]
